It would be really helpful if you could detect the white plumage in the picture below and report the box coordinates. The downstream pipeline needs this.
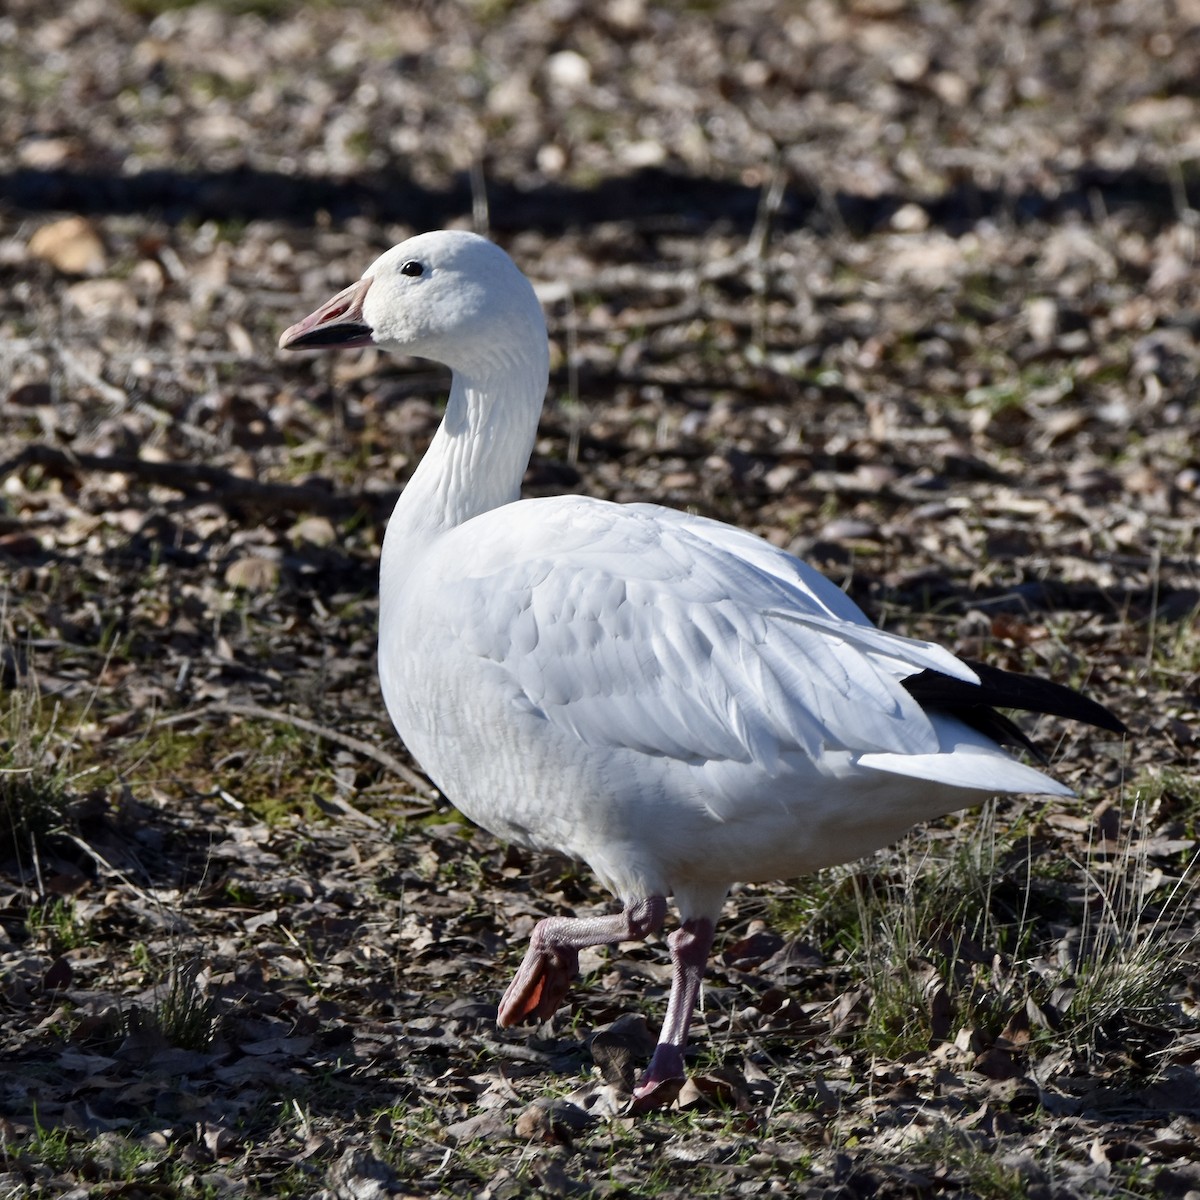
[280,230,1121,1109]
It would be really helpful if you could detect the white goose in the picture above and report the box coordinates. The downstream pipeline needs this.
[280,230,1123,1109]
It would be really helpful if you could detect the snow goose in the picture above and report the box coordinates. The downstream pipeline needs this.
[280,231,1124,1109]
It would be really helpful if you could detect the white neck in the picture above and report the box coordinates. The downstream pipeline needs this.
[381,348,548,566]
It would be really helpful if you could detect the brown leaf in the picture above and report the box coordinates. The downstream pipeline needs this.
[974,1048,1021,1080]
[443,1111,514,1145]
[202,1123,240,1159]
[289,515,338,548]
[589,1012,657,1090]
[676,1066,750,1111]
[42,957,73,991]
[64,278,138,321]
[224,556,281,592]
[927,981,952,1043]
[514,1097,593,1143]
[326,1147,403,1200]
[720,927,785,969]
[989,613,1046,646]
[997,1006,1032,1051]
[28,216,107,275]
[0,531,43,557]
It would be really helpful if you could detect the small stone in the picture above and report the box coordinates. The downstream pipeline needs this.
[1026,297,1058,342]
[890,50,928,83]
[890,203,930,232]
[605,0,645,31]
[18,136,80,169]
[545,50,590,90]
[619,140,666,168]
[930,70,969,106]
[536,143,567,175]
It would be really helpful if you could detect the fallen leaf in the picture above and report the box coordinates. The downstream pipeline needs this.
[224,556,281,592]
[29,216,107,275]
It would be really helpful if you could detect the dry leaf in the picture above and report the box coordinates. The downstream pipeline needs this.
[28,216,107,275]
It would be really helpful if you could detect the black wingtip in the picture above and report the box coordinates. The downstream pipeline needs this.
[961,659,1128,735]
[902,658,1127,746]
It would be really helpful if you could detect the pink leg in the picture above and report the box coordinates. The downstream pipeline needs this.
[498,896,668,1028]
[631,916,716,1112]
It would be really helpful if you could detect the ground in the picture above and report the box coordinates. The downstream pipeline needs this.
[1,0,1199,1196]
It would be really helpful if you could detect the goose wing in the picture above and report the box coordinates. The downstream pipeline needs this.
[429,496,979,769]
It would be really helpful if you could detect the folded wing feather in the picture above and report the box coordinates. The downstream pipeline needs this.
[436,497,984,768]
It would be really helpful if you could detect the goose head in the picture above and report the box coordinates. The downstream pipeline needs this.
[278,230,548,379]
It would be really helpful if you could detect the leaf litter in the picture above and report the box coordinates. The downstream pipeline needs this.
[1,0,1199,1196]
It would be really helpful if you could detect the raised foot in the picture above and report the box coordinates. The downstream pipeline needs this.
[497,899,669,1029]
[497,943,579,1027]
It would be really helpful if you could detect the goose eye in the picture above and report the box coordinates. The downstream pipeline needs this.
[400,260,425,278]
